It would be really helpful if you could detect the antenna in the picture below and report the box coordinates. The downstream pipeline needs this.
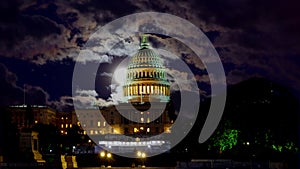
[23,84,26,106]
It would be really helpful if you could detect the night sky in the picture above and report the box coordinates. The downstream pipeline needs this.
[0,0,300,113]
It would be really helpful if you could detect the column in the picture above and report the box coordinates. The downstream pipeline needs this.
[127,85,130,96]
[139,84,142,95]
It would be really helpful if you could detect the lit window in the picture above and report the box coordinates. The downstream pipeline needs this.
[90,130,94,135]
[83,131,87,135]
[66,124,68,128]
[61,130,64,134]
[147,128,150,132]
[140,127,144,130]
[98,121,101,127]
[70,124,72,128]
[103,122,106,127]
[61,117,64,120]
[61,124,64,128]
[141,117,144,123]
[147,118,150,123]
[165,128,171,133]
[134,128,138,133]
[34,120,38,124]
[77,122,81,126]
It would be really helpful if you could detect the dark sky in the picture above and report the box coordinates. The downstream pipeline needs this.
[0,0,300,110]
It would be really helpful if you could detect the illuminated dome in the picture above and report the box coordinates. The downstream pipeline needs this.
[123,35,170,103]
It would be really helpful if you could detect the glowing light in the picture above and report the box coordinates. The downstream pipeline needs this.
[113,67,127,84]
[107,153,112,158]
[141,152,146,158]
[100,151,106,157]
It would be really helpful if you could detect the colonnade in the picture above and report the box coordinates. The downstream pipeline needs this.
[127,70,166,79]
[123,83,170,97]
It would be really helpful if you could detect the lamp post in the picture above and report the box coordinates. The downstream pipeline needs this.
[136,151,146,168]
[99,151,112,168]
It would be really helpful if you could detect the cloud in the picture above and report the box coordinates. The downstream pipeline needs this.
[1,0,300,102]
[75,89,98,97]
[0,63,50,106]
[54,88,117,110]
[100,72,113,77]
[166,68,198,92]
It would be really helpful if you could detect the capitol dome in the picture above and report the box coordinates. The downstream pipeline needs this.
[123,35,170,103]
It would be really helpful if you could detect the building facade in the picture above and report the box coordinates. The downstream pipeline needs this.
[8,105,56,130]
[56,111,80,135]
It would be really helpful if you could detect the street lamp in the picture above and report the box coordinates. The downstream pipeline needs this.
[99,151,112,168]
[100,151,106,158]
[137,151,146,168]
[137,151,142,157]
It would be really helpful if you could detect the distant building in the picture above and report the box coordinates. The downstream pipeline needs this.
[7,105,56,129]
[56,111,80,135]
[1,105,50,163]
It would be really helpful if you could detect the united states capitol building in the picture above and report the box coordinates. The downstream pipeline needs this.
[76,35,175,156]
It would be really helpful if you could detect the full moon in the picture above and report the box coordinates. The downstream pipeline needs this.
[113,67,127,84]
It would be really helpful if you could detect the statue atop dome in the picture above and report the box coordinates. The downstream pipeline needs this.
[140,34,150,49]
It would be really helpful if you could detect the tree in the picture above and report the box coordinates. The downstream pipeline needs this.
[208,121,239,153]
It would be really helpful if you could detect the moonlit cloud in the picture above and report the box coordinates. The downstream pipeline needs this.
[1,0,300,110]
[100,72,113,77]
[0,63,51,105]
